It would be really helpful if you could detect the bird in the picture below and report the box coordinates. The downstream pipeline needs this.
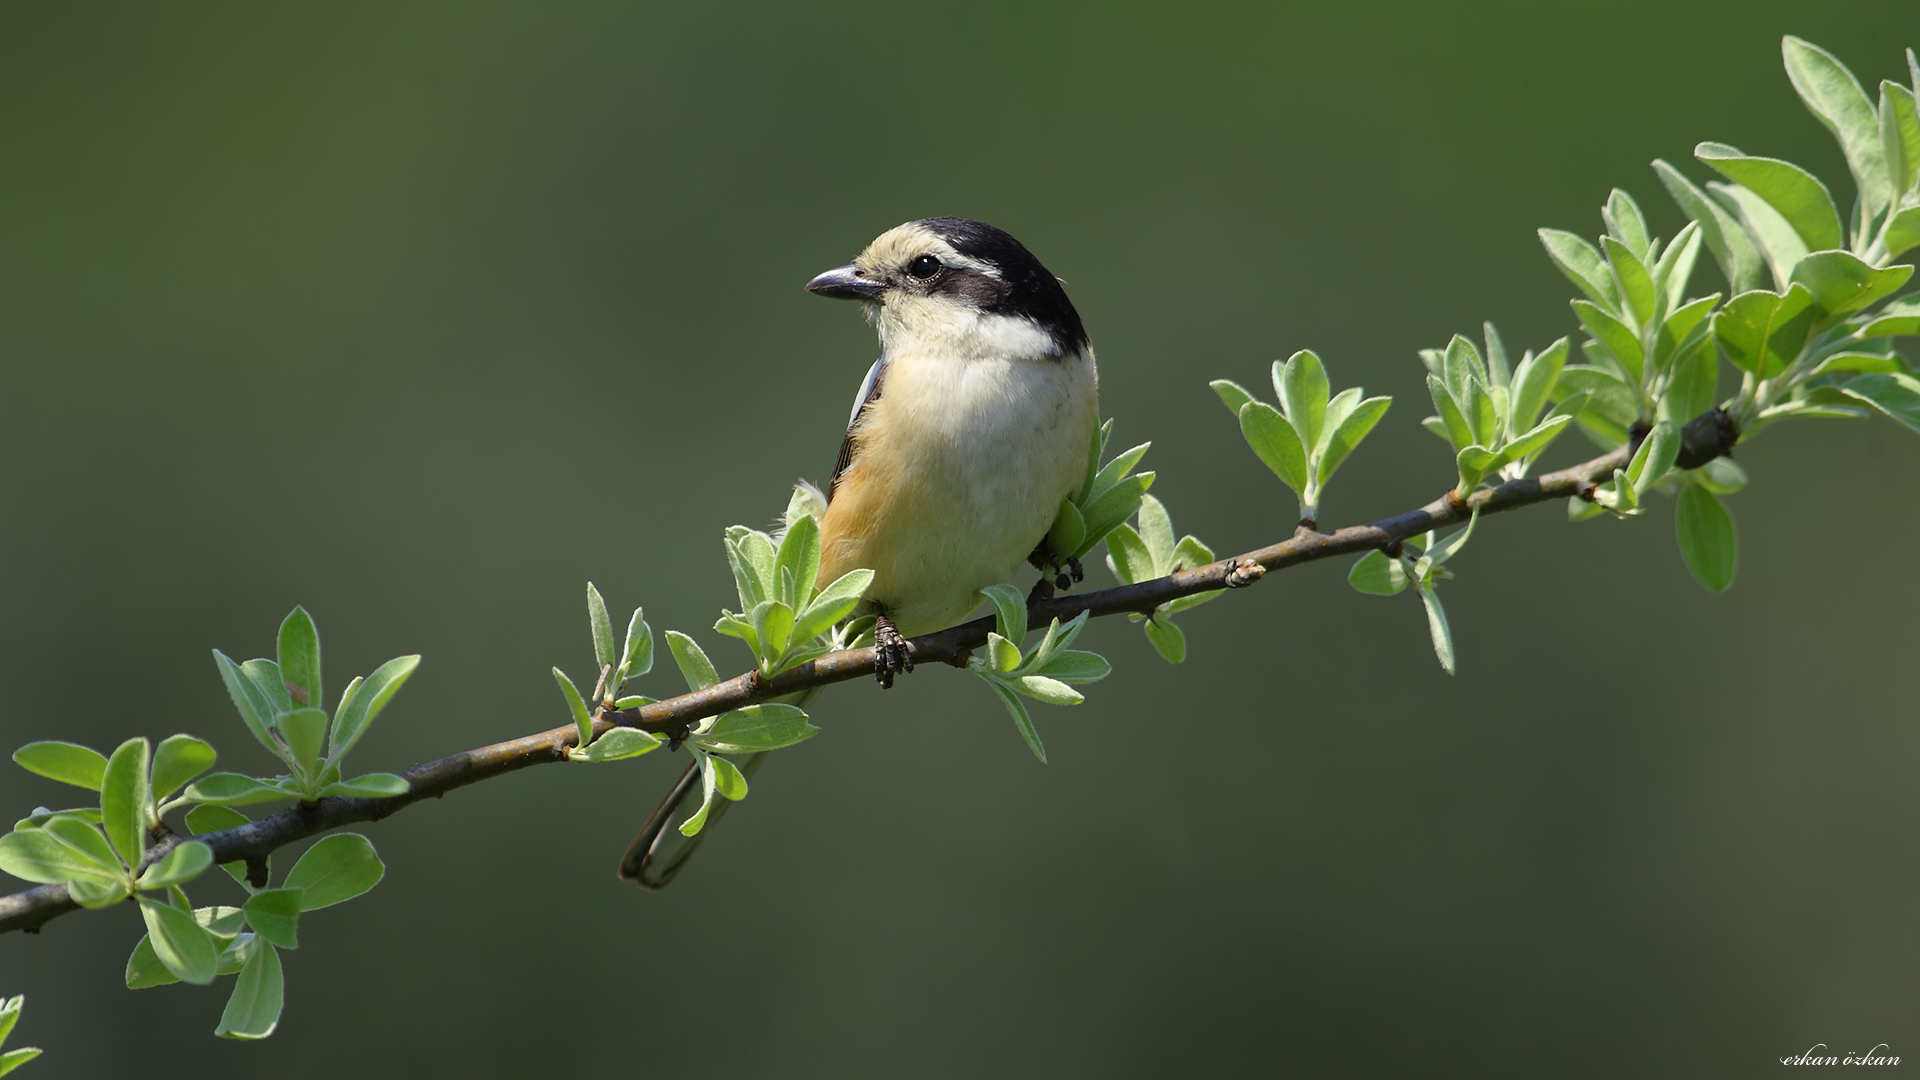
[618,217,1099,887]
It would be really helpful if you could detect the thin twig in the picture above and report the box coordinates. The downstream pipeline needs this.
[0,412,1732,936]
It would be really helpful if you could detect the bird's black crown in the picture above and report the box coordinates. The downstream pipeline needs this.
[916,217,1090,355]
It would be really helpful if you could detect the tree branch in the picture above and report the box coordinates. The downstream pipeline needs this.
[0,410,1734,936]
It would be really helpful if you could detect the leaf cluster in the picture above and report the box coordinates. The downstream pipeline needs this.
[1044,420,1156,569]
[1211,350,1390,521]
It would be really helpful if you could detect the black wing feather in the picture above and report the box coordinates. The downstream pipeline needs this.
[829,359,886,501]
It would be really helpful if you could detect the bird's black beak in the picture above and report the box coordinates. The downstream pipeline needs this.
[805,264,886,300]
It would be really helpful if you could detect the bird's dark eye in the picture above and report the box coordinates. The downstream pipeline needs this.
[906,254,942,280]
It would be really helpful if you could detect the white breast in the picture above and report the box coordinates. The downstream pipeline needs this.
[820,311,1098,636]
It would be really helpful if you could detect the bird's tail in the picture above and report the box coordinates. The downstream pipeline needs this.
[616,684,825,889]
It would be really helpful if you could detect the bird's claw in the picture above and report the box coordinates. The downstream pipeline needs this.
[874,615,913,689]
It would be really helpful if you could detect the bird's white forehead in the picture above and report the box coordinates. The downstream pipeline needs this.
[855,223,1000,278]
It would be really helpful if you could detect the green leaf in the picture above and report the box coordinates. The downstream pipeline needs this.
[1538,228,1620,310]
[10,741,108,791]
[679,752,718,837]
[138,840,213,889]
[695,704,819,754]
[316,773,410,798]
[1694,457,1749,494]
[666,631,719,691]
[586,582,616,670]
[1653,221,1705,308]
[1860,295,1920,337]
[1455,445,1503,490]
[1045,497,1086,561]
[140,896,218,985]
[1317,395,1390,487]
[751,600,795,664]
[775,513,822,609]
[1655,159,1768,293]
[1676,484,1738,593]
[1142,617,1186,664]
[552,668,593,747]
[0,1049,41,1078]
[276,607,323,711]
[1347,550,1409,596]
[1572,299,1645,385]
[1696,143,1843,252]
[792,568,873,644]
[0,828,117,884]
[243,888,302,950]
[1483,322,1513,389]
[284,833,384,910]
[214,940,284,1040]
[1030,649,1112,683]
[1077,419,1113,503]
[984,632,1023,675]
[1664,343,1719,424]
[183,773,292,806]
[1208,378,1256,418]
[66,875,130,908]
[738,530,778,604]
[578,727,661,762]
[1319,387,1363,452]
[1237,401,1307,493]
[1654,295,1721,373]
[126,934,181,989]
[0,996,20,1048]
[195,904,247,942]
[241,657,295,718]
[1275,351,1330,453]
[1840,372,1920,433]
[1086,441,1151,504]
[1510,338,1569,432]
[711,756,749,801]
[1782,36,1892,226]
[1604,188,1652,259]
[327,653,420,765]
[1602,236,1658,328]
[724,535,763,611]
[1076,473,1154,554]
[1134,494,1175,573]
[983,678,1046,763]
[1884,207,1920,259]
[1104,523,1152,585]
[1010,675,1084,706]
[1501,414,1573,464]
[100,737,150,869]
[42,816,121,873]
[1442,334,1487,404]
[278,707,329,775]
[980,583,1028,649]
[1886,81,1920,199]
[620,608,654,680]
[1790,251,1914,319]
[1426,376,1475,451]
[1709,181,1812,289]
[149,735,217,802]
[1627,422,1680,490]
[1713,286,1816,377]
[1416,581,1456,676]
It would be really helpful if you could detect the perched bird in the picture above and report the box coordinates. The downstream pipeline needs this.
[619,217,1098,887]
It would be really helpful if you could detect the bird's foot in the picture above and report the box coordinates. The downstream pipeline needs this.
[873,614,914,689]
[1027,540,1084,594]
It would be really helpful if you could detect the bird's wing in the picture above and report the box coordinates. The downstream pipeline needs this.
[828,357,886,501]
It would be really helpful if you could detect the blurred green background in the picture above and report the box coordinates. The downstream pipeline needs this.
[2,2,1916,1076]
